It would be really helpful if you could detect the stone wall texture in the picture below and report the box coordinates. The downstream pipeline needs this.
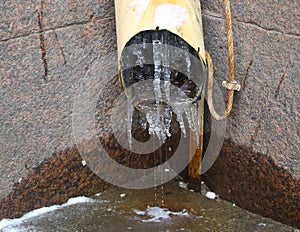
[201,0,299,228]
[0,0,299,229]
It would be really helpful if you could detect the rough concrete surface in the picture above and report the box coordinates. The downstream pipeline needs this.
[202,0,299,178]
[200,0,299,228]
[0,0,299,229]
[1,181,297,232]
[0,0,116,199]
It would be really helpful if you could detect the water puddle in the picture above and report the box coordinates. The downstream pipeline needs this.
[0,181,296,232]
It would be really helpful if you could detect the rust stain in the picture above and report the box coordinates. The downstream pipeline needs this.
[275,65,288,99]
[38,0,48,81]
[242,60,253,91]
[53,30,67,65]
[251,118,262,143]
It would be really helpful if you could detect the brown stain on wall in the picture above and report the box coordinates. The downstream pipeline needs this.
[0,146,112,220]
[0,75,183,221]
[202,139,300,229]
[0,127,181,221]
[37,0,48,81]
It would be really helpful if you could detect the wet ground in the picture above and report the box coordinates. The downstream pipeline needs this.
[1,180,298,232]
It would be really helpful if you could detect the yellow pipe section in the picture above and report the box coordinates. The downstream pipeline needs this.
[114,0,206,63]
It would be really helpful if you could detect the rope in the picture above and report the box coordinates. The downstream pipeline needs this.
[206,0,240,121]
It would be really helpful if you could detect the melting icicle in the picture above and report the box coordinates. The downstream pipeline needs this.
[173,106,186,136]
[143,38,147,49]
[146,112,168,143]
[185,45,191,78]
[161,36,172,142]
[153,39,162,103]
[191,103,200,146]
[163,107,172,138]
[133,50,145,68]
[127,98,134,149]
[187,59,191,77]
[125,33,201,149]
[152,39,165,143]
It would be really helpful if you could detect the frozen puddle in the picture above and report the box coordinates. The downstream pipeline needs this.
[0,196,96,232]
[133,206,189,222]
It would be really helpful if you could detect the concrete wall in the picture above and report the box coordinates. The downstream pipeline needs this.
[201,0,299,228]
[202,0,299,180]
[0,0,116,218]
[0,0,299,228]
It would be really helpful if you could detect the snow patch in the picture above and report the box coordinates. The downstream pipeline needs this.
[0,196,96,231]
[258,223,267,227]
[155,4,190,28]
[134,206,189,222]
[179,181,188,190]
[205,191,216,199]
[81,160,87,166]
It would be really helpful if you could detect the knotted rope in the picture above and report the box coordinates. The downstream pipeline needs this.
[206,0,240,121]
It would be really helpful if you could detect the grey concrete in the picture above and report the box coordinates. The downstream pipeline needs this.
[1,181,297,231]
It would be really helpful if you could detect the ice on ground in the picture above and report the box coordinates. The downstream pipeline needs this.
[258,223,267,227]
[133,206,189,222]
[179,181,188,190]
[0,196,96,231]
[205,191,216,200]
[81,160,87,166]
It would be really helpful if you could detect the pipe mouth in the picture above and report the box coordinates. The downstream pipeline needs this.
[119,29,207,110]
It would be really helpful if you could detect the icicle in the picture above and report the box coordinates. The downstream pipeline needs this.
[124,36,200,149]
[127,98,134,149]
[185,49,191,78]
[143,38,147,49]
[146,112,167,143]
[153,39,162,103]
[133,49,145,68]
[191,103,200,146]
[163,108,172,138]
[173,107,186,136]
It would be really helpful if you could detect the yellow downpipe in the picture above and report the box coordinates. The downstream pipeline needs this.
[114,0,206,179]
[114,0,206,63]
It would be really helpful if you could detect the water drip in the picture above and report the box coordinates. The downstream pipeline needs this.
[122,30,205,150]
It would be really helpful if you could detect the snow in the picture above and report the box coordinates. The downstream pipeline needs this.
[205,191,216,199]
[81,160,87,166]
[155,4,190,28]
[178,181,188,190]
[134,206,189,222]
[130,1,190,27]
[258,223,267,227]
[0,196,96,231]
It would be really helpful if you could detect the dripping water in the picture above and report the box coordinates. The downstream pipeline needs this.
[152,37,161,204]
[123,30,205,206]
